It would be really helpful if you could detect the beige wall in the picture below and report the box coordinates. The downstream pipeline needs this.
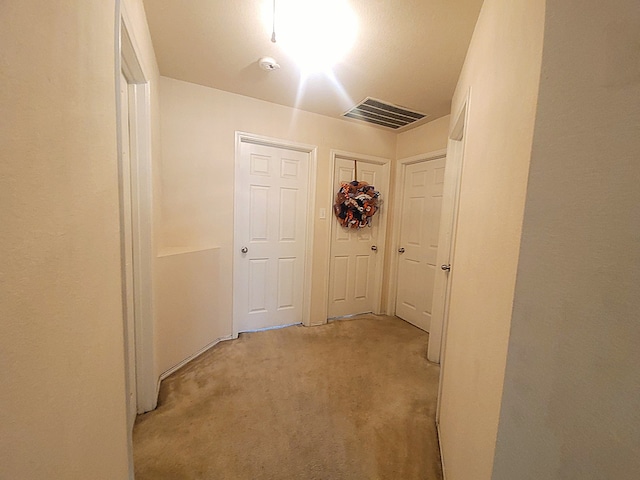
[492,1,640,478]
[0,1,135,478]
[437,0,545,479]
[396,115,450,159]
[157,76,397,373]
[156,247,224,374]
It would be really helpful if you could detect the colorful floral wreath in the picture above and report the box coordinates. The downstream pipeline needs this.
[333,180,381,229]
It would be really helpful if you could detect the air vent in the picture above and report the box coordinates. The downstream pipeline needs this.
[343,98,428,130]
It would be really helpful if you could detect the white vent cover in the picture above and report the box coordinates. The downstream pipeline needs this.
[343,98,428,129]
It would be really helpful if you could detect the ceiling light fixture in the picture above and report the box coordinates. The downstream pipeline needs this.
[264,0,358,73]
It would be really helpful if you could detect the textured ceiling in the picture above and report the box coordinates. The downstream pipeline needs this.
[143,0,484,128]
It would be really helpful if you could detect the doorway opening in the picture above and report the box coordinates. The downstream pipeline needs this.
[117,2,156,424]
[435,91,470,423]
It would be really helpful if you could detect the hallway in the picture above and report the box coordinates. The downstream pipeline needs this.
[133,316,442,479]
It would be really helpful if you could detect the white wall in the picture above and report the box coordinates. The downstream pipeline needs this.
[492,1,640,478]
[156,76,397,374]
[436,0,546,479]
[0,2,132,478]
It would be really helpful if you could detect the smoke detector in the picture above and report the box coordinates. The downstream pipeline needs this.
[258,57,280,71]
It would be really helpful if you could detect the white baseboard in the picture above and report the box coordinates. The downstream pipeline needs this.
[437,422,447,480]
[157,335,234,389]
[241,322,301,333]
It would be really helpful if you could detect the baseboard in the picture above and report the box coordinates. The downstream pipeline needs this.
[327,312,378,322]
[241,322,301,334]
[158,335,234,387]
[437,422,447,480]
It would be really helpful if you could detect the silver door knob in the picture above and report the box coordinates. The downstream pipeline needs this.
[441,264,451,271]
[241,247,248,254]
[371,245,378,251]
[398,248,405,253]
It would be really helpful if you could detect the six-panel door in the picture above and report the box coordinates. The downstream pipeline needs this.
[327,158,387,318]
[236,142,309,332]
[395,158,446,332]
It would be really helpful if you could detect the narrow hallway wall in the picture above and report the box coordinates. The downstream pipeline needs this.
[1,2,131,477]
[436,0,546,478]
[493,1,640,478]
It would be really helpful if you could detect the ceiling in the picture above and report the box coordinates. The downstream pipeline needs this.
[143,0,484,130]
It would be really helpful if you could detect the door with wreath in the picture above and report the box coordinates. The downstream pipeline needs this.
[327,155,390,319]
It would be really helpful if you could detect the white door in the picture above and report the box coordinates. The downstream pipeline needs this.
[119,71,137,430]
[395,158,446,332]
[234,141,310,332]
[328,157,389,318]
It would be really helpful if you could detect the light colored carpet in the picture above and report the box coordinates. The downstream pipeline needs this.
[133,315,443,479]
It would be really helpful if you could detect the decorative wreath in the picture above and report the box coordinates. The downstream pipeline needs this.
[333,180,381,229]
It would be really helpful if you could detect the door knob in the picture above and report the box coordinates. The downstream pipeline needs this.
[371,245,378,251]
[398,247,405,253]
[241,247,248,254]
[441,264,451,271]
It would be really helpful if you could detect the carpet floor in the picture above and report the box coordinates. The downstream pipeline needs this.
[133,315,443,479]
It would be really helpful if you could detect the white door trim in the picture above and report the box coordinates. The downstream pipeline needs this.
[435,88,471,424]
[386,148,448,318]
[233,132,318,337]
[115,1,156,476]
[117,2,156,415]
[323,150,391,322]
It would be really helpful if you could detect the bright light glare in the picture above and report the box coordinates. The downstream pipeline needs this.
[264,0,358,73]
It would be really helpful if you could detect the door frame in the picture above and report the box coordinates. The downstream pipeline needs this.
[324,150,391,321]
[435,89,471,423]
[117,2,156,415]
[232,132,318,337]
[116,1,156,476]
[386,148,448,319]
